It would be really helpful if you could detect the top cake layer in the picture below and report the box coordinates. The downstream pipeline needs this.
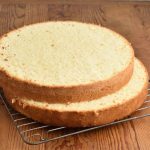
[0,21,134,102]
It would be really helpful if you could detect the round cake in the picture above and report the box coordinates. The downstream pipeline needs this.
[0,21,134,103]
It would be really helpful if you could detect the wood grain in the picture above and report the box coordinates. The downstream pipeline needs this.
[0,1,150,150]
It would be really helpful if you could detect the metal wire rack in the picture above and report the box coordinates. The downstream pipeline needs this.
[0,83,150,145]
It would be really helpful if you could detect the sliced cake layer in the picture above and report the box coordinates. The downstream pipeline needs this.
[0,21,134,103]
[4,58,148,127]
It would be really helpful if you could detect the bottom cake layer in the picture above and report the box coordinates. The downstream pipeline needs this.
[4,58,149,127]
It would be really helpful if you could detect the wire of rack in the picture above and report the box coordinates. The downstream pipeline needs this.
[0,83,150,145]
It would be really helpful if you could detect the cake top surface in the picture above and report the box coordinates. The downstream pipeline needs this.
[0,21,133,86]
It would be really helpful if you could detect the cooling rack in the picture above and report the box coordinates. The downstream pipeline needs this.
[0,83,150,145]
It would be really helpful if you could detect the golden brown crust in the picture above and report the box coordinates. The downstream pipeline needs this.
[0,21,134,103]
[4,75,148,127]
[0,58,134,103]
[2,59,133,103]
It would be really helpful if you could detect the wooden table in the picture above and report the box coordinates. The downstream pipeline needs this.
[0,1,150,150]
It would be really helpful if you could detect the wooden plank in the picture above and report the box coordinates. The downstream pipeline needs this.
[0,0,150,5]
